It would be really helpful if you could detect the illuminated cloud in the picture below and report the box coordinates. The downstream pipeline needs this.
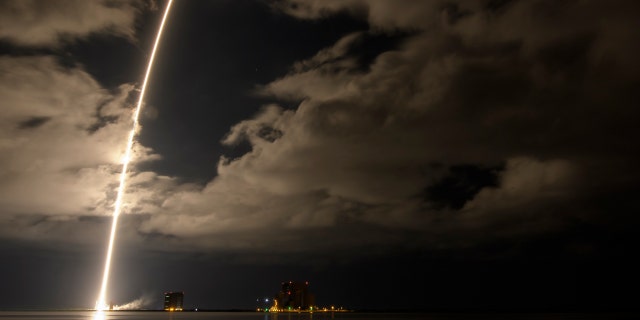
[0,56,161,245]
[0,0,140,46]
[1,0,638,258]
[132,0,640,254]
[0,0,163,246]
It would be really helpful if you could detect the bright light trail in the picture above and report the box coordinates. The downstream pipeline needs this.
[95,0,174,311]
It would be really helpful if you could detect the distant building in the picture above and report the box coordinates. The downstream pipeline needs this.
[163,291,184,311]
[274,281,315,310]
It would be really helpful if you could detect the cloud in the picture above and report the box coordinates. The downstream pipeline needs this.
[0,56,162,232]
[133,0,640,255]
[272,0,441,30]
[456,157,579,234]
[2,0,639,259]
[0,0,140,47]
[0,1,177,249]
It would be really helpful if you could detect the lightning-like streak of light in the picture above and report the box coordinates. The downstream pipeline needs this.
[95,0,174,311]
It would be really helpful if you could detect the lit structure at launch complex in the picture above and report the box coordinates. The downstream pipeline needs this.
[163,291,184,311]
[256,281,348,313]
[271,281,315,311]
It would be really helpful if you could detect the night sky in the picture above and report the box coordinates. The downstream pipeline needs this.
[1,0,640,312]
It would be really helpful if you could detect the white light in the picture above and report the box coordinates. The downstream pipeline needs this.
[94,0,174,311]
[92,310,105,320]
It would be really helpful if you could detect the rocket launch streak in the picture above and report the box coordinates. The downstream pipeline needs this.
[95,0,174,311]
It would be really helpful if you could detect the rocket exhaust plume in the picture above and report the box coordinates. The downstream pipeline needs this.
[95,0,174,311]
[113,294,155,310]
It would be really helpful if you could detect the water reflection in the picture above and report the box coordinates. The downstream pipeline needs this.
[83,310,334,320]
[0,311,633,320]
[92,311,105,320]
[14,309,581,320]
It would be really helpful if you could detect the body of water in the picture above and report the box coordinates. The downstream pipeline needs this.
[0,311,637,320]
